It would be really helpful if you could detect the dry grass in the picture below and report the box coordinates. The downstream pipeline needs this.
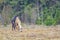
[0,25,60,40]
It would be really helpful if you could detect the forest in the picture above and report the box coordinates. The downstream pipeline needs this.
[0,0,60,26]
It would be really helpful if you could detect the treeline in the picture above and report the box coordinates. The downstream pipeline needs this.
[0,0,60,26]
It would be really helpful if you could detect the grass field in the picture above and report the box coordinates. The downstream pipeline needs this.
[0,24,60,40]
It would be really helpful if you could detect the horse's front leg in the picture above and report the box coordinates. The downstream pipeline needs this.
[18,24,22,32]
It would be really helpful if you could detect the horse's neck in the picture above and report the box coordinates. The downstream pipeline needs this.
[15,17,20,22]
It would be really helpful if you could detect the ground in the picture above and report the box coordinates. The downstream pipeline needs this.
[0,24,60,40]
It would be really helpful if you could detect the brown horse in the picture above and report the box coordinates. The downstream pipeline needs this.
[15,16,22,31]
[11,16,22,32]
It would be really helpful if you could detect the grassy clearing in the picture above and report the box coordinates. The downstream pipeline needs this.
[0,25,60,40]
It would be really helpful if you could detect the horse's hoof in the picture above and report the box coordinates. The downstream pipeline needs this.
[19,30,22,32]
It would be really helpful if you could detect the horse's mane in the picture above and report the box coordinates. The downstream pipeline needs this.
[11,15,19,23]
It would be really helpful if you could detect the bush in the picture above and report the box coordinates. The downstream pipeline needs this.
[36,19,42,25]
[44,18,56,26]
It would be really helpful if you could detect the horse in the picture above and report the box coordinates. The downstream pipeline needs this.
[11,15,22,32]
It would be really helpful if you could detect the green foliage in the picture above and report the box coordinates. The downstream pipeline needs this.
[0,0,60,26]
[56,8,60,24]
[4,22,7,26]
[36,18,42,25]
[44,16,56,26]
[10,1,18,6]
